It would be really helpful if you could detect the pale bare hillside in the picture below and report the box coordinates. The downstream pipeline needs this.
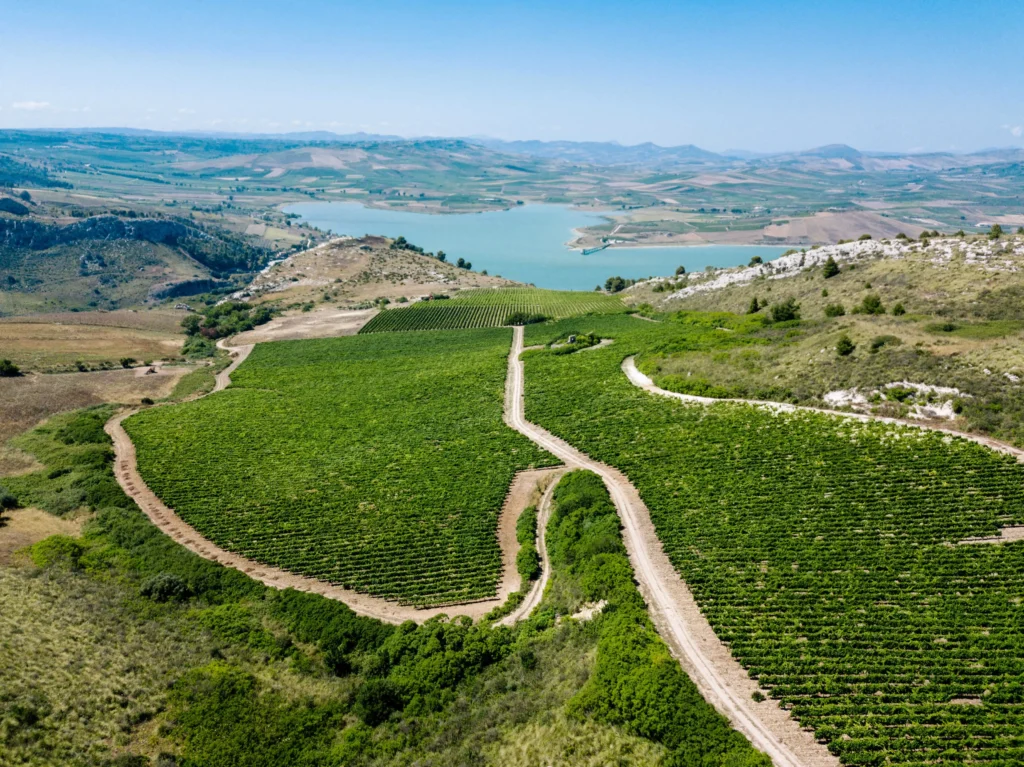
[240,235,516,307]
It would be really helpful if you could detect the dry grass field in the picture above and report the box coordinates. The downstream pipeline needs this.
[0,366,194,475]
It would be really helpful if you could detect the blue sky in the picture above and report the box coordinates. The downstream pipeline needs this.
[1,0,1021,152]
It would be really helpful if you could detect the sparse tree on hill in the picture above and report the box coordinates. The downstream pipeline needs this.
[749,255,763,267]
[675,265,686,276]
[824,303,846,317]
[892,302,906,316]
[836,334,856,357]
[747,297,761,314]
[0,359,21,377]
[604,276,627,293]
[822,256,840,279]
[990,224,1003,239]
[770,297,800,322]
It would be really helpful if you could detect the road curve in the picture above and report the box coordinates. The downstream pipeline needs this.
[104,337,549,625]
[623,356,1024,463]
[498,469,565,627]
[506,327,837,767]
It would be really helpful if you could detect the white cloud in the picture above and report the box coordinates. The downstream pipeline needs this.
[178,107,195,114]
[1012,125,1023,138]
[12,101,51,111]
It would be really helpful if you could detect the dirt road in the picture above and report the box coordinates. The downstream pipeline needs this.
[498,469,564,627]
[505,327,837,767]
[623,357,1024,463]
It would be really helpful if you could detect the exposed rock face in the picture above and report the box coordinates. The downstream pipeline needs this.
[0,215,207,251]
[150,278,232,300]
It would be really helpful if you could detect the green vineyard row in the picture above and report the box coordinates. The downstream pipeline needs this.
[524,313,1024,767]
[124,329,556,607]
[360,287,624,333]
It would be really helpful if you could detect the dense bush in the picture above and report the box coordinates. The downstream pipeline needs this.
[140,572,193,602]
[0,358,21,377]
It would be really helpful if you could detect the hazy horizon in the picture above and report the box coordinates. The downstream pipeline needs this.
[2,0,1022,154]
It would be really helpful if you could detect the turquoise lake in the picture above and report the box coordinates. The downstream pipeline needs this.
[284,202,791,291]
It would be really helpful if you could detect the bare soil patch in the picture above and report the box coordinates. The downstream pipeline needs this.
[232,307,377,344]
[0,367,195,476]
[0,322,182,370]
[0,508,85,565]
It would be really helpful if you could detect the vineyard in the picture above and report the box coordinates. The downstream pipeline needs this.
[124,328,555,607]
[360,287,624,333]
[524,314,1024,766]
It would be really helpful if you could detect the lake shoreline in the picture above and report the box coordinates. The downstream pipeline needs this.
[284,201,794,290]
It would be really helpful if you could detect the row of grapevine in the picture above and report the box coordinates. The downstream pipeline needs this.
[124,329,556,607]
[523,313,1024,766]
[360,287,625,333]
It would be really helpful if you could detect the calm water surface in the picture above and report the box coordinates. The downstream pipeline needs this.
[285,202,790,291]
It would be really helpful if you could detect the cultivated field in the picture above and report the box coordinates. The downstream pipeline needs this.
[524,313,1024,766]
[360,288,624,333]
[123,328,555,606]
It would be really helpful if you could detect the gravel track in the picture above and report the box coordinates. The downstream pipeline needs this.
[623,357,1024,463]
[507,327,837,767]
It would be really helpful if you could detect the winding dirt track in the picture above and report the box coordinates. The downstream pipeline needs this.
[105,338,555,625]
[506,327,836,767]
[498,469,565,627]
[622,357,1024,463]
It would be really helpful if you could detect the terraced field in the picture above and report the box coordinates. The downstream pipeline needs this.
[123,329,555,607]
[523,314,1024,767]
[360,287,624,333]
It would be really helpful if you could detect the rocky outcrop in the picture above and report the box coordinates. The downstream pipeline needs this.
[0,215,207,251]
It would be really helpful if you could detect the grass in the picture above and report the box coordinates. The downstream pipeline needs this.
[124,329,556,606]
[0,366,193,476]
[0,321,183,370]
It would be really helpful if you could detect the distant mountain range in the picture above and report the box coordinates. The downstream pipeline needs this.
[7,127,1024,172]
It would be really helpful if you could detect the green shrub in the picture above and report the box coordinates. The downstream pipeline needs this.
[506,311,548,326]
[892,302,906,316]
[30,535,86,569]
[0,358,21,377]
[769,298,800,323]
[824,303,846,317]
[56,408,110,445]
[822,256,840,278]
[0,486,18,510]
[869,335,902,353]
[836,334,856,357]
[853,293,885,315]
[140,572,193,602]
[516,541,541,582]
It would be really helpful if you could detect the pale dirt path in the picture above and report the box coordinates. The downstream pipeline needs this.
[498,469,565,627]
[506,327,837,767]
[623,357,1024,463]
[104,337,554,625]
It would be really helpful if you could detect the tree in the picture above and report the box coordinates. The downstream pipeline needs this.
[120,357,136,369]
[858,233,872,240]
[836,334,856,356]
[854,293,885,315]
[990,224,1003,239]
[770,298,800,322]
[821,288,829,297]
[822,256,840,279]
[1017,227,1024,235]
[747,297,761,314]
[748,255,763,267]
[436,250,446,262]
[892,302,906,316]
[181,314,202,336]
[675,265,686,276]
[605,276,627,293]
[0,359,21,377]
[18,190,31,202]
